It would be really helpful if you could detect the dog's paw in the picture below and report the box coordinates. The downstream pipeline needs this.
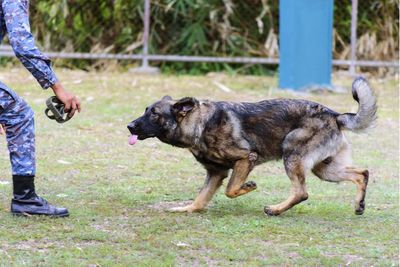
[355,200,365,215]
[168,206,191,212]
[355,208,364,215]
[168,205,200,213]
[264,206,280,216]
[248,152,258,162]
[241,181,257,190]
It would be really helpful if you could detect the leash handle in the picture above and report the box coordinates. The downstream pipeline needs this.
[44,96,71,123]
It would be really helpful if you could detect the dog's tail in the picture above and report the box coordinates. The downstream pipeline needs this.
[337,77,377,132]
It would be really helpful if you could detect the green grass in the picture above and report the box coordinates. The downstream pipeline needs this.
[0,69,398,266]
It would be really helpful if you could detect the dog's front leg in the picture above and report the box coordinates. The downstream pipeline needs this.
[225,152,258,198]
[169,169,228,213]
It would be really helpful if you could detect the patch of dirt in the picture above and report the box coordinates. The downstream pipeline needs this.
[343,254,364,265]
[1,238,104,253]
[322,251,364,265]
[175,247,225,267]
[253,239,301,262]
[90,216,138,240]
[147,200,194,212]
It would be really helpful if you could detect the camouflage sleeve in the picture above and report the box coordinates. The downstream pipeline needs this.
[2,0,58,89]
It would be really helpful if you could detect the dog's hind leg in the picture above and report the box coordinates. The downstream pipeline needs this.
[264,155,308,216]
[169,169,228,213]
[312,144,369,215]
[225,152,258,198]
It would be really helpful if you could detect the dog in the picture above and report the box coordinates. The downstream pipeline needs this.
[127,77,376,216]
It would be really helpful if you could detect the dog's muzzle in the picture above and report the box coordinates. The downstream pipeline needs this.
[127,122,137,135]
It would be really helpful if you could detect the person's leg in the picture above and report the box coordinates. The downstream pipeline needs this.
[2,88,36,177]
[0,83,68,217]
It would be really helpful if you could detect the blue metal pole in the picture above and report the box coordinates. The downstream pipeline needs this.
[279,0,334,90]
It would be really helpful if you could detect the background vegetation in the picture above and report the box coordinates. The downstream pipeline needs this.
[12,0,395,73]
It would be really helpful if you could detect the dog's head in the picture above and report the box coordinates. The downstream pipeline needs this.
[127,96,200,147]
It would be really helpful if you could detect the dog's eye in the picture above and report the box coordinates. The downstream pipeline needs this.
[150,107,159,119]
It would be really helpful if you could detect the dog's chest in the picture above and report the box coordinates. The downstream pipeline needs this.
[189,147,236,168]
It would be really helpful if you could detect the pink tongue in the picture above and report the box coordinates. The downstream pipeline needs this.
[129,134,138,145]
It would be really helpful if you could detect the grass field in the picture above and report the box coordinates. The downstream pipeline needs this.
[0,68,398,266]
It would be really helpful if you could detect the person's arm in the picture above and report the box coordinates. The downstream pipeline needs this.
[2,0,81,116]
[3,0,56,89]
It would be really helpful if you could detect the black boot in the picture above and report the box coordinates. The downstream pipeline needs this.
[11,175,69,217]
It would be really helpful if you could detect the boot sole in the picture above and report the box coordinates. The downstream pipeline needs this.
[12,212,70,218]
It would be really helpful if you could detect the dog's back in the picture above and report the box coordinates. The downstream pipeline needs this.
[208,77,376,164]
[208,98,340,163]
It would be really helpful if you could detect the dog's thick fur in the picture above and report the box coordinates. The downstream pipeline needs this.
[128,77,377,216]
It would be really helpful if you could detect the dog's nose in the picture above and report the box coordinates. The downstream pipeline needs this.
[127,122,136,133]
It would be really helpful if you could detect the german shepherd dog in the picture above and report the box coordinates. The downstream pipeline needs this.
[127,77,376,216]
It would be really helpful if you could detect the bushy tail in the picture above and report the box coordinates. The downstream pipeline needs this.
[337,77,377,131]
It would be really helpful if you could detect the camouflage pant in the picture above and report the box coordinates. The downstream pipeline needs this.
[0,81,35,176]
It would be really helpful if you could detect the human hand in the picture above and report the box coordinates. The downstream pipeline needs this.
[51,82,81,118]
[0,124,5,135]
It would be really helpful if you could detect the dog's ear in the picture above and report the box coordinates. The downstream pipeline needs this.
[172,97,199,118]
[161,95,172,101]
